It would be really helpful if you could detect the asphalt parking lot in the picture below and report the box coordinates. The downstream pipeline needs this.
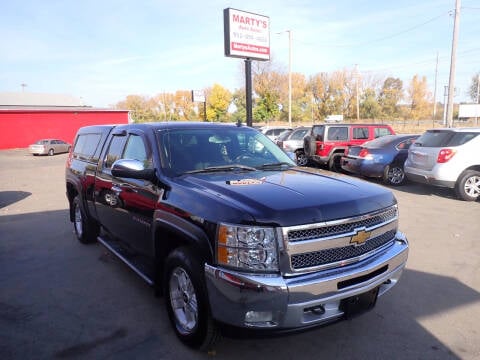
[1,149,479,360]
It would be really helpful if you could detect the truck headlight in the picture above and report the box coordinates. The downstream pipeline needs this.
[217,224,279,272]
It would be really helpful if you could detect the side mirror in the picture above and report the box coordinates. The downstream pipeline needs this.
[111,159,156,181]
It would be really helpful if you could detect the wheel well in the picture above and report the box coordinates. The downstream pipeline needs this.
[464,165,480,173]
[153,227,212,295]
[66,183,78,221]
[329,150,345,161]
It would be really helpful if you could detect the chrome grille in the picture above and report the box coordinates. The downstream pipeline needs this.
[291,230,396,270]
[287,206,397,242]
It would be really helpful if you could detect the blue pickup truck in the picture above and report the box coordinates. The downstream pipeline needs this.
[65,122,409,350]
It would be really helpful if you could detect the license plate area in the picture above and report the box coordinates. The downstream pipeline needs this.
[340,287,379,319]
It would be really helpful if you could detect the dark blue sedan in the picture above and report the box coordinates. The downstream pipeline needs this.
[341,134,419,186]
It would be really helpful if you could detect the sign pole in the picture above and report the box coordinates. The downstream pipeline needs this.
[245,58,253,127]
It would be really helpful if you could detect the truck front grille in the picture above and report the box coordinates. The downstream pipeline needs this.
[282,205,398,274]
[287,206,397,242]
[290,230,396,269]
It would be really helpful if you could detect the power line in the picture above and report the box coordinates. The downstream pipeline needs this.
[297,11,449,49]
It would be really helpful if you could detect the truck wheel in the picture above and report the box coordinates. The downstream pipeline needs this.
[164,247,218,350]
[296,151,309,166]
[328,153,343,172]
[73,196,99,244]
[455,170,480,201]
[383,164,406,186]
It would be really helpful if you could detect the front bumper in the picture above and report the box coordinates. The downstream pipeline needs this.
[205,230,408,330]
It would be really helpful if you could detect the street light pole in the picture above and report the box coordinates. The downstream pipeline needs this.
[276,29,292,127]
[446,0,461,128]
[287,30,292,127]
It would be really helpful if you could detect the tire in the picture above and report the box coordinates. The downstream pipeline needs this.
[164,247,218,350]
[455,170,480,201]
[328,153,343,172]
[48,148,54,156]
[296,151,309,166]
[72,196,99,244]
[303,135,316,157]
[383,164,406,186]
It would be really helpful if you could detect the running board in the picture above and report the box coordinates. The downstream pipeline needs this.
[97,235,154,286]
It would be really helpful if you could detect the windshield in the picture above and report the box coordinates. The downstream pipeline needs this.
[158,126,295,176]
[415,130,478,147]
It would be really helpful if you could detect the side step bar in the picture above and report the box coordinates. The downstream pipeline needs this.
[97,235,154,286]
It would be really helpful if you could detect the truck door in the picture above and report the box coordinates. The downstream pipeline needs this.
[94,130,157,256]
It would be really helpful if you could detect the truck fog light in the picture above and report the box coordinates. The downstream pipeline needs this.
[245,310,273,324]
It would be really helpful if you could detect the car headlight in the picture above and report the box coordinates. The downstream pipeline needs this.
[217,224,279,272]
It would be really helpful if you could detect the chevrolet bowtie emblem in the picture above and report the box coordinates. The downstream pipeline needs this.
[350,229,371,246]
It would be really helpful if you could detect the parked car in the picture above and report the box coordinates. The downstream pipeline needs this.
[261,126,292,140]
[28,139,71,156]
[303,123,395,171]
[404,128,480,201]
[274,129,293,146]
[278,126,311,166]
[341,134,419,186]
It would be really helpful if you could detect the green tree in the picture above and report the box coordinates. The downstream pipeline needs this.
[253,67,282,122]
[379,77,403,119]
[230,88,246,124]
[206,84,232,122]
[360,88,381,120]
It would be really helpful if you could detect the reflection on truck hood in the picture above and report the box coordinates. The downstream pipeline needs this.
[171,167,396,226]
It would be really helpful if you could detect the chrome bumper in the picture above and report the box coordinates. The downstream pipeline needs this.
[205,231,408,329]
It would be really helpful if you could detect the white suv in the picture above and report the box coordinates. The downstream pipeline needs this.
[404,128,480,201]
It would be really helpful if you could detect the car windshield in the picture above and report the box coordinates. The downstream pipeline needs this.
[158,126,295,176]
[35,140,49,145]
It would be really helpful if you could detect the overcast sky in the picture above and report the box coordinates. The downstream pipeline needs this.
[1,0,479,107]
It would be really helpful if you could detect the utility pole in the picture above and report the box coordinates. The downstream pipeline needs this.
[433,52,439,125]
[446,0,461,128]
[443,85,448,126]
[355,64,360,121]
[21,83,27,92]
[476,74,480,126]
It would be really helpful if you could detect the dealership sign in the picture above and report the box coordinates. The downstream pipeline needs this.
[223,8,270,61]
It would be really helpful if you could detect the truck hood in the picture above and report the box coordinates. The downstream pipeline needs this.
[169,167,396,227]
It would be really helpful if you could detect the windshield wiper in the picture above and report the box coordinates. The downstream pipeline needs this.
[185,164,257,174]
[257,162,293,170]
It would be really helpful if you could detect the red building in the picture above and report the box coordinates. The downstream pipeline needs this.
[0,92,130,150]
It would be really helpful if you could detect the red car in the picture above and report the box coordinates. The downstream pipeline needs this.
[303,123,395,171]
